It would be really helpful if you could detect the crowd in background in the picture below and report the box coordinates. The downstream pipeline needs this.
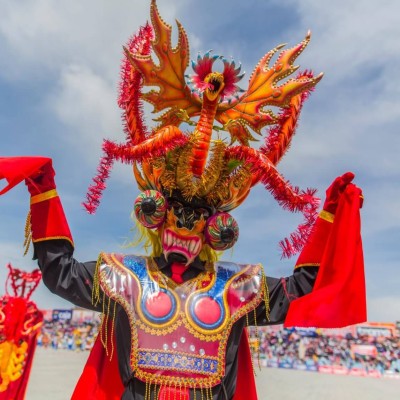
[37,315,399,378]
[250,326,400,377]
[37,319,100,352]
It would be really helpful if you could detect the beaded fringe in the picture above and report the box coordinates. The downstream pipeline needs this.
[144,382,214,400]
[92,254,117,361]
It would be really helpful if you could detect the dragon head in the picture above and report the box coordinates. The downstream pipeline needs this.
[189,52,244,102]
[203,72,225,101]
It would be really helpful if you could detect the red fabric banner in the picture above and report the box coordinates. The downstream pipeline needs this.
[0,156,51,195]
[284,184,366,328]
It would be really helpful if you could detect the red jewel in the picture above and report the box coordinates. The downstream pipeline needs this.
[193,296,221,325]
[145,292,172,318]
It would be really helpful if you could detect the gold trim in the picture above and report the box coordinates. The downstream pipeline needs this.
[108,254,181,330]
[32,236,74,247]
[294,262,320,269]
[30,189,58,205]
[319,210,334,223]
[184,264,256,336]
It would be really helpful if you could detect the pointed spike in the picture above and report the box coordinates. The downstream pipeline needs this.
[192,60,197,69]
[276,43,287,50]
[212,54,220,61]
[306,30,311,40]
[314,72,324,82]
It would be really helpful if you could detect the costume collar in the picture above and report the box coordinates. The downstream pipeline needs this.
[154,254,205,272]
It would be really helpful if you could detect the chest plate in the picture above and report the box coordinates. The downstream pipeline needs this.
[98,254,264,389]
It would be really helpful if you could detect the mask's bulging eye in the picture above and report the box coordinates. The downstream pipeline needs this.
[205,212,239,250]
[134,190,167,228]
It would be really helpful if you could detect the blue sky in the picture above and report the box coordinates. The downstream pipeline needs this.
[0,0,399,323]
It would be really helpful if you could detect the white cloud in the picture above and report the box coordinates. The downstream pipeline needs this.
[48,64,121,161]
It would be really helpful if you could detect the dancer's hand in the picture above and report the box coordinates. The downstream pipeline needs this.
[25,160,56,196]
[323,172,355,214]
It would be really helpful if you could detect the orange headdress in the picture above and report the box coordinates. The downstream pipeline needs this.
[84,0,322,257]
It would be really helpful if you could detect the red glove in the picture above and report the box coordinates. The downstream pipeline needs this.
[323,172,355,215]
[25,160,56,196]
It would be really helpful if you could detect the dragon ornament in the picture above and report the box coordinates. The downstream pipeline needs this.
[84,0,323,257]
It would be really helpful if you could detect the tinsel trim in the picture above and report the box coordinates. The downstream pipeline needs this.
[83,127,188,214]
[118,23,153,145]
[262,70,315,165]
[83,152,114,214]
[226,146,319,258]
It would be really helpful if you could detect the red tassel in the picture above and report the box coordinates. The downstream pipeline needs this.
[262,70,315,165]
[118,23,153,145]
[226,146,319,257]
[83,129,188,214]
[83,152,114,214]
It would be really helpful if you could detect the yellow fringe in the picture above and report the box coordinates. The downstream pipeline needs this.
[261,266,271,323]
[23,210,32,256]
[245,312,256,377]
[92,253,102,307]
[253,308,261,370]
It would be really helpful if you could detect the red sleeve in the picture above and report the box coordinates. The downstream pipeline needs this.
[30,190,73,245]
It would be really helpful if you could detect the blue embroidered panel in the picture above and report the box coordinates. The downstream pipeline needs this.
[123,255,152,285]
[138,350,218,374]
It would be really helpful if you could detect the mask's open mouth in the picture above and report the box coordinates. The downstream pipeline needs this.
[204,73,225,101]
[162,228,202,266]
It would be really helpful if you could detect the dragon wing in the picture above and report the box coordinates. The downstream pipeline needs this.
[125,0,201,128]
[216,32,322,145]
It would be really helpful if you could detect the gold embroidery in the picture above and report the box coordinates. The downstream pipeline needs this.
[0,341,28,392]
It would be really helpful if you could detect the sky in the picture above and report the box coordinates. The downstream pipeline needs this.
[0,0,399,323]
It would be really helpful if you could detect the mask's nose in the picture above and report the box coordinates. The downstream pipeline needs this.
[174,207,197,230]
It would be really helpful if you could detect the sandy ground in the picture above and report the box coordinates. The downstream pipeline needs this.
[25,348,400,399]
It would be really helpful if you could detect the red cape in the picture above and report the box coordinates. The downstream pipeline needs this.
[284,183,366,328]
